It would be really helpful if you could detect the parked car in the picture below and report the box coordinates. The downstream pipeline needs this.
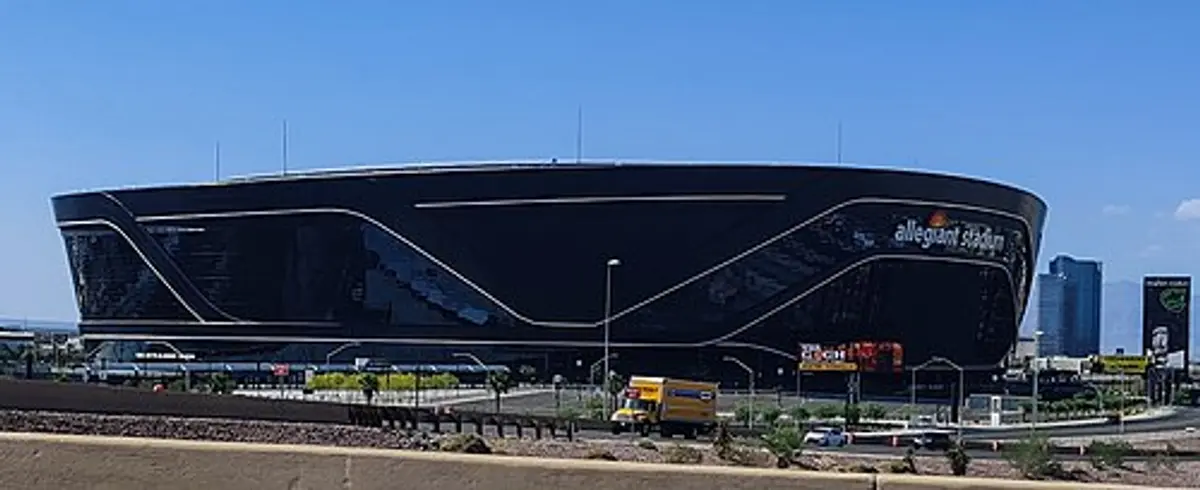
[911,431,953,451]
[803,427,848,447]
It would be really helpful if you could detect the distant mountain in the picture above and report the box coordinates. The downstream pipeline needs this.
[0,318,78,333]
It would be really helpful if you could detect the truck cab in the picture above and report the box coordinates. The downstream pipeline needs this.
[610,376,718,439]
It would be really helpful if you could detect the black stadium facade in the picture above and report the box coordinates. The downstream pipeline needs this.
[52,162,1046,388]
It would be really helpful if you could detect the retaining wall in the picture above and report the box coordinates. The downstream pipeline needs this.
[0,378,348,424]
[0,432,1165,490]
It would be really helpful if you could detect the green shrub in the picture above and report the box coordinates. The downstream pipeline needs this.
[438,433,491,454]
[1087,440,1132,470]
[946,440,971,476]
[758,406,783,426]
[1003,436,1063,479]
[787,405,810,422]
[583,395,607,420]
[556,406,582,420]
[306,372,460,391]
[713,420,734,458]
[862,403,888,420]
[811,404,842,420]
[761,425,803,468]
[843,403,862,425]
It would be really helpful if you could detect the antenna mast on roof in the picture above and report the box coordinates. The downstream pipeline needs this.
[575,105,584,164]
[214,141,222,182]
[281,119,290,175]
[836,121,843,164]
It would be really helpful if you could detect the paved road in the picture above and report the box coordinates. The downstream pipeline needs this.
[961,408,1200,441]
[446,388,950,417]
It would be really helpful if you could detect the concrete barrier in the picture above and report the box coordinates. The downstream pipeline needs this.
[0,432,1170,490]
[0,378,349,424]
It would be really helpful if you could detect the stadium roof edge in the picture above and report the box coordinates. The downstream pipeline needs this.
[51,158,1044,205]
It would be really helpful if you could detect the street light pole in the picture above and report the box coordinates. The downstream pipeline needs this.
[723,356,755,429]
[603,257,620,410]
[910,356,964,436]
[1031,330,1043,435]
[589,353,618,388]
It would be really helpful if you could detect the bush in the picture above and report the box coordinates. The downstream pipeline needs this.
[208,373,234,394]
[438,433,491,454]
[306,372,460,391]
[811,404,842,420]
[556,406,582,420]
[1003,436,1063,479]
[1146,442,1179,472]
[758,406,783,426]
[713,420,734,457]
[1087,440,1132,470]
[787,405,810,422]
[946,440,971,476]
[635,438,657,451]
[862,403,888,420]
[761,425,803,468]
[583,395,607,420]
[849,463,879,473]
[843,403,862,426]
[664,444,703,464]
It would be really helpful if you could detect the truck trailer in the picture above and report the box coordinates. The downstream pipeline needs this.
[609,376,719,439]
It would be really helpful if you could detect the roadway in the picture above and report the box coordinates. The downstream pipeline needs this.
[960,407,1200,441]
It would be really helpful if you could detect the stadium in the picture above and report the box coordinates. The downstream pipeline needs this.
[51,161,1046,389]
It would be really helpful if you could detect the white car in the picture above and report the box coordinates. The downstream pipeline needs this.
[803,427,848,447]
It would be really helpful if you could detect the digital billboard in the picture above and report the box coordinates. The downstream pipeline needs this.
[798,341,904,373]
[1142,276,1191,368]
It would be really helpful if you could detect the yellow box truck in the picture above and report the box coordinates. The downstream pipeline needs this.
[609,376,718,439]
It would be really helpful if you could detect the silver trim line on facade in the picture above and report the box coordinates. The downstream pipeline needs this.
[95,196,1032,328]
[78,254,1014,352]
[412,194,787,209]
[77,319,342,328]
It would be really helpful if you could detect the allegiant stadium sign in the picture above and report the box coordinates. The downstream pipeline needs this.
[893,210,1006,253]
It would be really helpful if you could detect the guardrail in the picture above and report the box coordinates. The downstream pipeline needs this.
[346,405,579,441]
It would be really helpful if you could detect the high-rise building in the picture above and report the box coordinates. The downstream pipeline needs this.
[1037,255,1102,357]
[1037,273,1066,356]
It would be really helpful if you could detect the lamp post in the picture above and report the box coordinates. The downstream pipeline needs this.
[723,356,755,429]
[603,257,621,410]
[910,356,965,439]
[1031,330,1043,434]
[325,342,361,369]
[589,353,619,389]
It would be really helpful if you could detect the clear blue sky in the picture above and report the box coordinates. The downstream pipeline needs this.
[2,1,1199,322]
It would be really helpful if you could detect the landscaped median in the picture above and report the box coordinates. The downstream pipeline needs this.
[0,431,1171,490]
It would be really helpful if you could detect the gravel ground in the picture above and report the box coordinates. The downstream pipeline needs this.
[1,410,1198,488]
[0,410,443,450]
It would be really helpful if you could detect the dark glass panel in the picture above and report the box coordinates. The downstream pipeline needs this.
[61,227,193,319]
[148,215,511,327]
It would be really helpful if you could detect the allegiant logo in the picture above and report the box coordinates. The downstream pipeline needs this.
[893,211,1006,253]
